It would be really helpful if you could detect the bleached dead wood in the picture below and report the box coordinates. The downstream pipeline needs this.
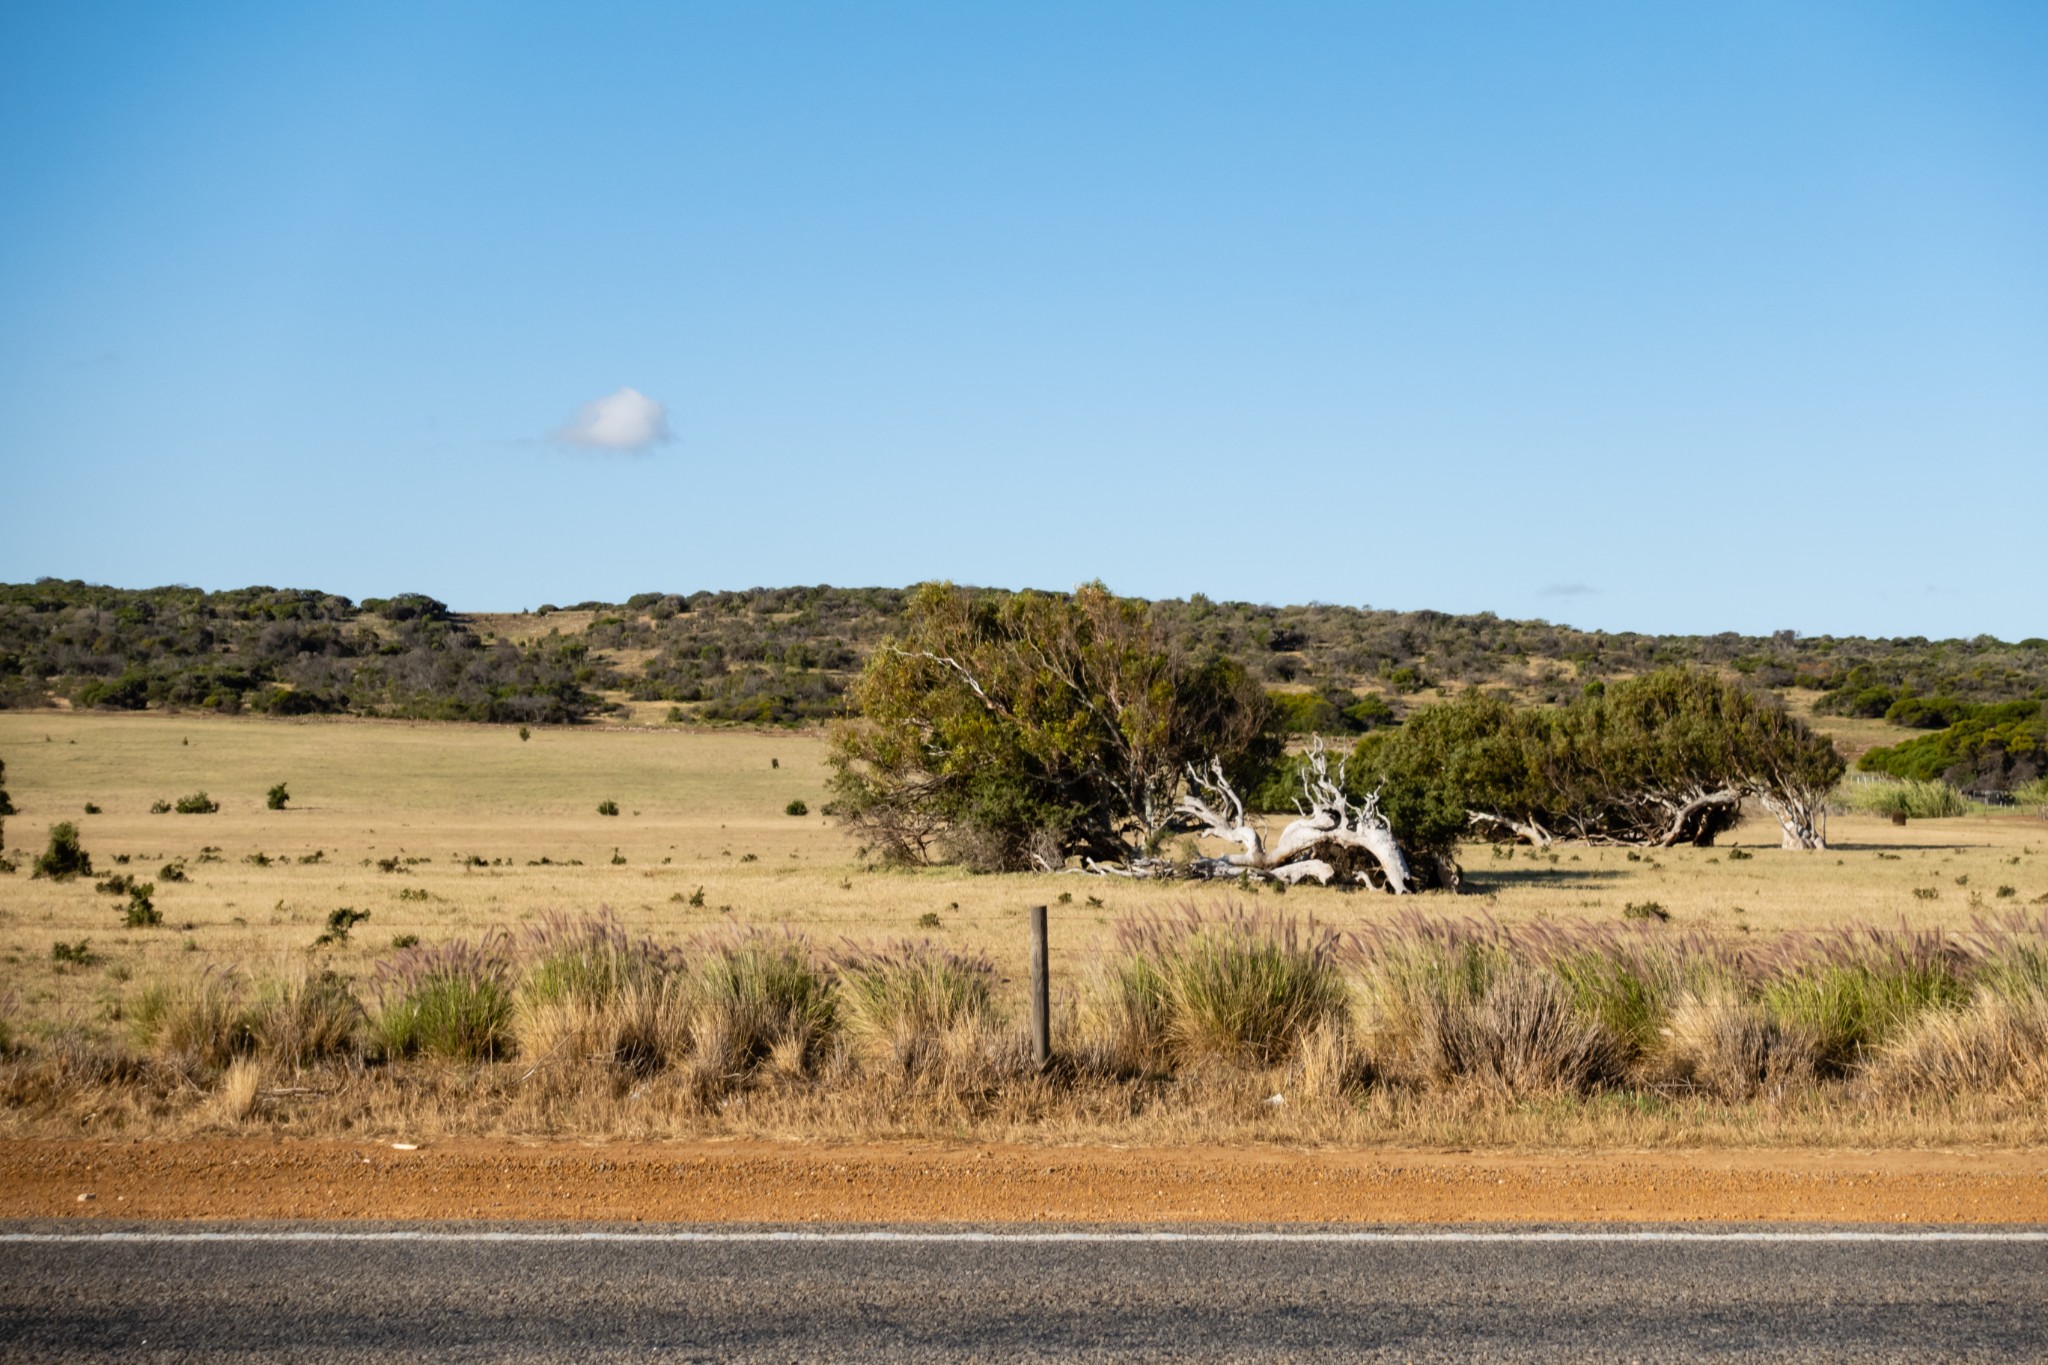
[1088,739,1413,893]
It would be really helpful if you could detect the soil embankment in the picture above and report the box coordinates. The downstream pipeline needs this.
[6,1140,2047,1224]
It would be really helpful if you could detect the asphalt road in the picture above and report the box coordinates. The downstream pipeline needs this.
[3,1224,2046,1362]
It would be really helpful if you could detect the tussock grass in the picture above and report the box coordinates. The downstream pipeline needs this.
[1843,778,1975,820]
[691,930,836,1078]
[373,935,517,1062]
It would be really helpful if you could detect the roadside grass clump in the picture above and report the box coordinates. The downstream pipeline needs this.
[31,822,91,880]
[1758,925,1971,1074]
[517,912,685,1074]
[1660,989,1817,1101]
[690,930,837,1079]
[132,967,254,1072]
[173,791,220,815]
[373,935,517,1062]
[1097,907,1350,1071]
[1350,918,1625,1095]
[836,940,1001,1077]
[246,969,366,1068]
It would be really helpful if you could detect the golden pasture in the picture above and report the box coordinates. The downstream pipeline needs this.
[2,711,2044,1046]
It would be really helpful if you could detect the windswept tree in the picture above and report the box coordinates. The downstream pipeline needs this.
[827,583,1275,870]
[1355,669,1844,850]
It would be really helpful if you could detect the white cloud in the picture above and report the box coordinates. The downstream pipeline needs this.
[550,386,673,453]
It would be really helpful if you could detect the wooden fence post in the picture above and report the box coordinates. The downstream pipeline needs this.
[1029,904,1050,1071]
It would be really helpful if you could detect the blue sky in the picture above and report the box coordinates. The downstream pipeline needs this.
[1,2,2042,638]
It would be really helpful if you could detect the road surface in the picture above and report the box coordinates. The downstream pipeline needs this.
[4,1223,2045,1361]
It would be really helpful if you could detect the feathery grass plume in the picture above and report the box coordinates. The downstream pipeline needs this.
[517,912,686,1073]
[247,968,366,1068]
[691,929,836,1077]
[1759,923,1971,1074]
[1961,910,2048,1004]
[835,939,999,1073]
[1100,904,1349,1069]
[132,967,254,1072]
[373,934,517,1062]
[1659,989,1816,1101]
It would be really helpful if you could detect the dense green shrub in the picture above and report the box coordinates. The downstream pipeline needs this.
[174,790,219,815]
[31,822,91,880]
[266,783,289,811]
[1859,701,2046,790]
[597,799,619,816]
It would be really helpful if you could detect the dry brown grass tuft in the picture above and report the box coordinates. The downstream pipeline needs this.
[1659,989,1817,1101]
[1871,990,2048,1097]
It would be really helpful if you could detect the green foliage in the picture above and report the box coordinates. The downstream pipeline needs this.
[596,799,619,816]
[266,782,289,810]
[32,821,91,880]
[1858,701,2046,790]
[1355,669,1843,848]
[315,907,370,946]
[373,935,517,1061]
[784,798,809,817]
[174,790,219,814]
[836,940,998,1057]
[51,939,94,965]
[1103,907,1349,1067]
[692,931,837,1072]
[123,883,161,928]
[1844,779,1973,820]
[828,583,1276,870]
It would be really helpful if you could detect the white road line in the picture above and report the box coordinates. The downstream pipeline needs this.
[4,1229,2047,1245]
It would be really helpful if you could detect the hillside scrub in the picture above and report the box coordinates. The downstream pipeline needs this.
[1858,701,2046,792]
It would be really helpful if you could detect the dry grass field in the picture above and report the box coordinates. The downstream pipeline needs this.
[3,710,2046,1150]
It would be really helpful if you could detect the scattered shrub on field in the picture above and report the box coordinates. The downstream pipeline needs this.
[95,873,135,896]
[315,908,370,946]
[1726,848,1753,861]
[123,884,161,928]
[373,934,517,1061]
[266,783,289,811]
[687,886,706,907]
[1998,886,2018,899]
[1913,888,1939,901]
[518,726,531,742]
[785,799,808,817]
[158,859,188,883]
[692,930,836,1076]
[1623,901,1669,922]
[149,799,171,814]
[51,939,94,966]
[83,802,101,815]
[298,850,325,865]
[391,934,419,949]
[666,706,685,723]
[597,800,619,817]
[245,852,271,867]
[195,846,224,863]
[374,857,406,874]
[917,911,942,929]
[32,822,91,880]
[396,887,432,902]
[174,791,220,815]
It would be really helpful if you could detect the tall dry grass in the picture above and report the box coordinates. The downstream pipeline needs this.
[14,904,2048,1145]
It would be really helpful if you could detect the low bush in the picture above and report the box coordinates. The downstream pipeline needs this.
[32,822,91,880]
[597,799,619,817]
[784,799,809,817]
[174,791,220,815]
[315,908,370,946]
[123,884,161,928]
[266,783,290,811]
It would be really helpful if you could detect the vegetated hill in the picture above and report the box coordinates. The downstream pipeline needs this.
[3,579,2044,738]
